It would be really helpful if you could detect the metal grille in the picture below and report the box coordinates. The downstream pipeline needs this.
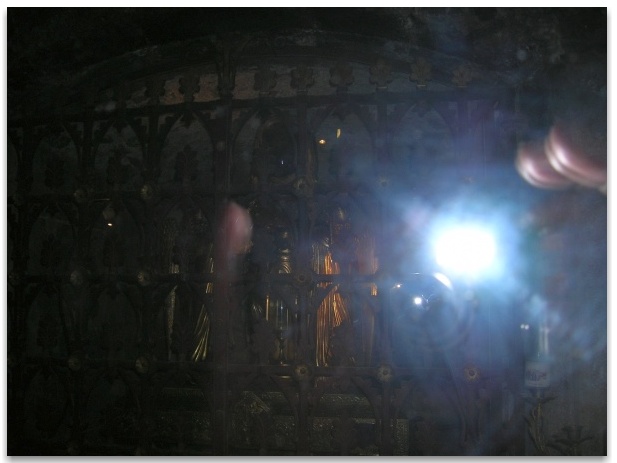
[7,32,523,455]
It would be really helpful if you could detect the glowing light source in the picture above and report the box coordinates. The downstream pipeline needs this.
[318,139,326,145]
[433,225,496,278]
[102,203,116,228]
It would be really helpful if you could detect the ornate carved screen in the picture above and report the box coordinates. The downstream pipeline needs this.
[7,31,524,455]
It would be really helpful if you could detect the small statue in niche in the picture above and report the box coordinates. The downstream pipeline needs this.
[311,206,379,367]
[244,198,296,364]
[312,208,354,367]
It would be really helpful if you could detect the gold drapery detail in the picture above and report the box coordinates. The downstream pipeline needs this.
[312,227,378,366]
[192,242,214,361]
[313,245,351,366]
[163,213,214,362]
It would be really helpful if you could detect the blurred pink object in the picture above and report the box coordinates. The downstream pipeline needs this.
[545,120,607,191]
[516,140,574,189]
[216,201,253,282]
[516,120,607,194]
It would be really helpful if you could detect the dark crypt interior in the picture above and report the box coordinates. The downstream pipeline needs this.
[6,7,607,456]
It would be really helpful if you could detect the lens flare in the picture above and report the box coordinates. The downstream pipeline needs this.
[434,225,496,278]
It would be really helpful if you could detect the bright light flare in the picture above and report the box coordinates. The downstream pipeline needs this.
[433,225,496,278]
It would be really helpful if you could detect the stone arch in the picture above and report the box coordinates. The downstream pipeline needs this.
[231,108,297,189]
[312,104,375,187]
[92,120,145,191]
[158,111,215,188]
[31,125,79,195]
